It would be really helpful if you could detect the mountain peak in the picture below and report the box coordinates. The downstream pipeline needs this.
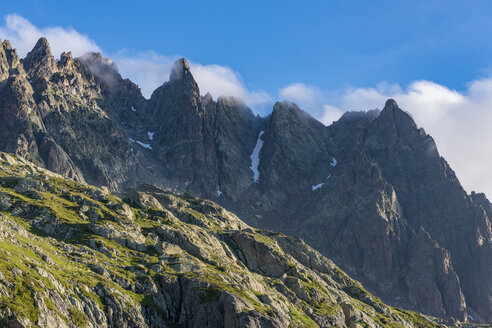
[23,37,57,78]
[272,100,318,123]
[273,100,300,114]
[383,98,399,110]
[378,98,416,127]
[270,100,326,135]
[169,58,192,81]
[2,39,12,51]
[32,37,51,54]
[79,52,121,87]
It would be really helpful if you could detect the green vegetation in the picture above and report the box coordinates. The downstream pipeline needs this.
[289,307,319,328]
[313,301,338,317]
[0,276,40,323]
[69,306,88,327]
[392,308,440,328]
[374,314,405,328]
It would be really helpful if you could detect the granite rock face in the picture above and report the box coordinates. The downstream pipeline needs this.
[0,37,490,323]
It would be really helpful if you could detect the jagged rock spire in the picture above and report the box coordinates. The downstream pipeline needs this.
[23,37,57,79]
[169,58,192,81]
[383,98,398,110]
[2,40,21,70]
[0,38,9,80]
[58,51,76,72]
[378,98,417,130]
[379,99,402,119]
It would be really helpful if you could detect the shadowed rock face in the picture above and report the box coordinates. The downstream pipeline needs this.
[0,37,490,323]
[143,58,218,196]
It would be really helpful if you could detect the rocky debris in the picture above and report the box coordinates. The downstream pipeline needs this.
[0,152,442,328]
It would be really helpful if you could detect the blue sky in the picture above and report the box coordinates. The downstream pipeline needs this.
[2,0,492,95]
[2,1,492,196]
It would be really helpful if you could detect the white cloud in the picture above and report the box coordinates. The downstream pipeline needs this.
[0,14,100,58]
[282,79,492,196]
[279,83,343,124]
[115,54,273,109]
[191,63,272,111]
[112,51,176,98]
[113,51,272,111]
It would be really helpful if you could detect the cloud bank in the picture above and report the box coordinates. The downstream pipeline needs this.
[0,14,100,57]
[280,79,492,197]
[190,63,272,112]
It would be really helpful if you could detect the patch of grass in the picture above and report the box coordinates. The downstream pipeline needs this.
[69,306,88,327]
[392,308,440,328]
[313,301,338,317]
[199,267,272,316]
[375,314,405,328]
[44,297,56,311]
[289,307,319,328]
[0,277,40,323]
[287,260,296,269]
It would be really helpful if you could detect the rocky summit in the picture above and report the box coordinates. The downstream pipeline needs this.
[0,36,490,326]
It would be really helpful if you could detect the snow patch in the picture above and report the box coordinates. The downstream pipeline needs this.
[250,130,264,182]
[131,106,136,112]
[130,138,152,150]
[217,185,222,197]
[330,157,337,166]
[135,141,152,150]
[147,131,154,140]
[468,314,474,321]
[312,175,331,191]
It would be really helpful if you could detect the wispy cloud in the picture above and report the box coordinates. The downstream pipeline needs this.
[0,14,100,57]
[279,83,344,124]
[113,51,272,111]
[112,51,177,98]
[190,62,272,112]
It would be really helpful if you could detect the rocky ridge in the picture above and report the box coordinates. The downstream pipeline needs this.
[0,152,446,328]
